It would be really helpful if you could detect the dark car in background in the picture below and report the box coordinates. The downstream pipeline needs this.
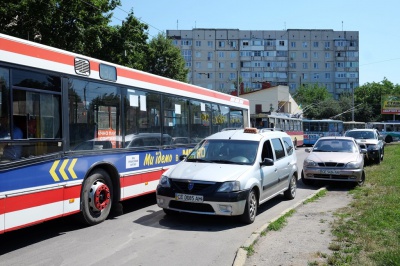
[344,129,384,164]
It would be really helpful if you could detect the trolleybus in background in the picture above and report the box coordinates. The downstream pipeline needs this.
[0,33,250,234]
[366,121,400,143]
[250,112,304,147]
[343,121,366,132]
[302,119,344,146]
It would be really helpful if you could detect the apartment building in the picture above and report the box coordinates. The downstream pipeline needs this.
[167,28,359,98]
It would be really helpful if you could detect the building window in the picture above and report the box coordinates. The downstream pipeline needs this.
[313,52,318,58]
[208,52,213,60]
[230,41,236,48]
[325,62,330,69]
[291,41,296,48]
[313,73,319,79]
[195,40,201,47]
[290,73,297,79]
[255,104,262,114]
[313,62,319,69]
[279,40,285,46]
[302,52,308,58]
[302,73,308,80]
[335,40,346,47]
[290,52,296,59]
[218,51,225,58]
[265,40,274,46]
[182,50,192,61]
[229,72,236,79]
[242,40,249,46]
[302,41,308,48]
[208,41,213,47]
[195,62,201,69]
[219,62,225,69]
[302,63,308,69]
[324,41,330,48]
[230,62,236,69]
[195,51,201,58]
[182,40,192,46]
[336,62,345,68]
[254,51,261,57]
[207,62,213,69]
[230,52,236,58]
[349,40,357,47]
[325,52,330,59]
[290,62,296,69]
[218,41,225,47]
[219,73,224,79]
[325,73,331,79]
[313,41,319,47]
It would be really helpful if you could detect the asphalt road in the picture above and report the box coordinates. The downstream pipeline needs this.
[0,147,318,266]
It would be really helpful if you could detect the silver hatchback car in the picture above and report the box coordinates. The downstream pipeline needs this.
[302,136,367,186]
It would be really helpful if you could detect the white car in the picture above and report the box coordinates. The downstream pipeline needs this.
[156,128,298,224]
[344,129,385,164]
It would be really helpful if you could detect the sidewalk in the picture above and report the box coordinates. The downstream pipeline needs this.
[234,188,352,266]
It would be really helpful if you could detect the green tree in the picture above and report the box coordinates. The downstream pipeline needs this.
[293,84,332,119]
[355,78,400,122]
[0,0,120,57]
[99,10,150,71]
[146,33,188,82]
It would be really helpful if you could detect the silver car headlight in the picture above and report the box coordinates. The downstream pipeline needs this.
[345,161,361,168]
[304,159,318,167]
[218,181,240,192]
[159,175,171,188]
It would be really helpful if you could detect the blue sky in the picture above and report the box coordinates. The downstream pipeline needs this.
[111,0,400,86]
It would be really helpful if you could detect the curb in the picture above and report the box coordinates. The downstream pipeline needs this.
[232,187,327,266]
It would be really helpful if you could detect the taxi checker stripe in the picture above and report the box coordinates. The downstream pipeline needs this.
[49,159,78,181]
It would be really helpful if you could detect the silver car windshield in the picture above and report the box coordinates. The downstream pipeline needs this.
[313,140,356,153]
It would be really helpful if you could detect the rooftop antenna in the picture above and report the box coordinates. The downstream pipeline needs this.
[177,20,178,30]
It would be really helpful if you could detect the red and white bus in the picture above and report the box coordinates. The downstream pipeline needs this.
[250,112,303,147]
[0,34,250,234]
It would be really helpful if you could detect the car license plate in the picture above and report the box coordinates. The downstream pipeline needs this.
[320,169,340,175]
[175,193,203,203]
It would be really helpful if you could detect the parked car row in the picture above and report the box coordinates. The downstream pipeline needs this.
[301,128,385,187]
[154,127,386,224]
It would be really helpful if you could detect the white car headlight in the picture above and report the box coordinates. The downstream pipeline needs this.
[159,175,171,188]
[218,181,240,192]
[346,161,361,168]
[304,159,318,167]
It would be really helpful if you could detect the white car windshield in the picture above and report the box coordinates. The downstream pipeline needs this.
[187,139,259,165]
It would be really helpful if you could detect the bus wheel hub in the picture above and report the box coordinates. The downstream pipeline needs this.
[89,181,110,211]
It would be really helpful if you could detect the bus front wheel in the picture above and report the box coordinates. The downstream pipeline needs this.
[81,169,113,225]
